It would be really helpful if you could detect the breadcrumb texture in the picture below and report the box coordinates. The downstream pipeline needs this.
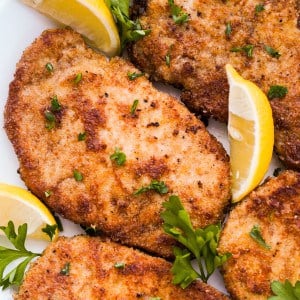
[15,236,229,300]
[4,28,230,258]
[129,0,300,170]
[218,170,300,299]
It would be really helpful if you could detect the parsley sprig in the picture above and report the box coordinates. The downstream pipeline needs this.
[161,196,230,288]
[105,0,150,49]
[268,280,300,300]
[0,221,40,289]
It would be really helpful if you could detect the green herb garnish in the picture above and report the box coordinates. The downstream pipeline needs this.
[149,298,161,300]
[50,95,61,112]
[267,85,288,99]
[165,52,171,67]
[0,221,41,289]
[265,45,281,59]
[41,224,58,241]
[127,71,145,80]
[231,44,254,57]
[225,22,232,37]
[105,0,150,49]
[161,196,231,287]
[45,62,54,72]
[78,132,86,141]
[74,73,82,84]
[44,111,55,130]
[73,170,83,182]
[255,3,265,14]
[54,214,64,232]
[134,180,168,195]
[130,99,139,115]
[44,190,52,198]
[268,280,300,300]
[60,262,70,276]
[249,224,271,249]
[114,262,125,269]
[110,147,126,166]
[168,0,189,24]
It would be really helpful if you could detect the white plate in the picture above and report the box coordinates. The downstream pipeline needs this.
[0,1,282,298]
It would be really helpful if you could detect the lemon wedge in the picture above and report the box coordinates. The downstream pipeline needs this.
[0,183,58,241]
[226,64,274,202]
[22,0,120,57]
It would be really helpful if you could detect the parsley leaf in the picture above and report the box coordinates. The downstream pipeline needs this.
[231,44,254,57]
[161,196,231,287]
[134,180,168,195]
[267,85,288,99]
[41,224,58,241]
[249,224,271,249]
[130,99,139,115]
[0,221,40,289]
[78,132,86,141]
[45,62,54,72]
[50,95,61,112]
[127,71,145,80]
[110,147,126,166]
[168,0,189,25]
[105,0,150,49]
[73,170,83,181]
[225,22,232,38]
[74,73,83,84]
[255,3,265,14]
[60,262,70,276]
[114,262,125,269]
[268,280,300,300]
[265,45,281,59]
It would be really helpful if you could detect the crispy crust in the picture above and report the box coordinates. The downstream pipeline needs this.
[218,170,300,299]
[129,0,300,170]
[15,236,229,299]
[4,28,230,258]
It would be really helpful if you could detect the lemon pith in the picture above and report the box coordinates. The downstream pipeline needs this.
[0,183,58,241]
[22,0,120,57]
[226,64,274,202]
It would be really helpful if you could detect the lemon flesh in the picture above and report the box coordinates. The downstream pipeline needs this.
[226,64,274,202]
[22,0,120,57]
[0,183,58,241]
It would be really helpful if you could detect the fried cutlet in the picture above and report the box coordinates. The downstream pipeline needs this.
[15,236,229,300]
[129,0,300,170]
[4,28,230,258]
[218,170,300,299]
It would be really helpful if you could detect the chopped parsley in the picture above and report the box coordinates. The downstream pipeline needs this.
[50,95,61,112]
[41,224,58,241]
[249,224,271,250]
[134,180,168,195]
[73,170,83,181]
[225,22,232,38]
[165,52,171,67]
[74,73,82,84]
[267,85,288,100]
[44,111,55,130]
[168,0,189,25]
[130,99,139,115]
[44,190,52,198]
[45,62,54,72]
[54,214,64,232]
[255,3,265,15]
[265,45,281,59]
[78,132,86,141]
[114,262,125,269]
[149,298,161,300]
[60,262,70,276]
[231,44,254,57]
[127,71,145,80]
[110,147,126,166]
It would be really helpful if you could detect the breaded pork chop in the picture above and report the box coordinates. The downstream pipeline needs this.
[218,170,300,299]
[15,236,229,300]
[129,0,300,170]
[4,28,230,258]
